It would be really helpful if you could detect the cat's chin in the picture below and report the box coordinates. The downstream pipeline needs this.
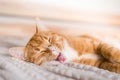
[55,53,66,63]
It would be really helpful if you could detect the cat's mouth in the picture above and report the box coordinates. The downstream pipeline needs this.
[48,46,66,63]
[55,53,66,63]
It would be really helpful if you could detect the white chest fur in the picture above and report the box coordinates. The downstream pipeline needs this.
[62,41,78,61]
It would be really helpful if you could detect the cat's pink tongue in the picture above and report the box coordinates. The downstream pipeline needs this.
[56,53,65,63]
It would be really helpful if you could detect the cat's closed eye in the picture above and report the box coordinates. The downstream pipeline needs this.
[34,47,40,50]
[34,47,46,52]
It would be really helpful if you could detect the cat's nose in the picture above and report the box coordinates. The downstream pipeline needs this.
[48,45,57,52]
[48,45,52,49]
[48,45,54,50]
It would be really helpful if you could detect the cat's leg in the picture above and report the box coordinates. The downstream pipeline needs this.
[96,41,120,63]
[73,54,103,67]
[74,58,120,73]
[99,61,120,73]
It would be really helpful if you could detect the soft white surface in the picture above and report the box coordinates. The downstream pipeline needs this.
[0,37,120,80]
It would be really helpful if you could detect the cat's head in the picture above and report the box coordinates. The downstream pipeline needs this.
[9,27,66,65]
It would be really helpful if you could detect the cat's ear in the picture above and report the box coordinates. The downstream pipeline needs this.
[9,47,25,60]
[36,24,39,33]
[35,17,48,34]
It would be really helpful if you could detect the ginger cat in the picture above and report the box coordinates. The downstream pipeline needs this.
[9,26,120,74]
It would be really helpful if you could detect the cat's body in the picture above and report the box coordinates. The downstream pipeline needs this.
[9,27,120,74]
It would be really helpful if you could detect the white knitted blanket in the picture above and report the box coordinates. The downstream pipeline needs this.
[0,37,120,80]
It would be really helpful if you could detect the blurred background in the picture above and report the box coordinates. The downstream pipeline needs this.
[0,0,120,40]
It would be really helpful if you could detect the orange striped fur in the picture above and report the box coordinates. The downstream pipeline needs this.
[10,27,120,74]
